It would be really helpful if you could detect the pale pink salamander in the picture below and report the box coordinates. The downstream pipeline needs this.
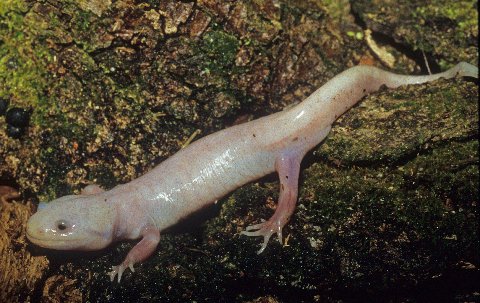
[26,62,478,282]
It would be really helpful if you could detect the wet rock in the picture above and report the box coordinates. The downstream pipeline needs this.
[6,124,25,139]
[6,108,30,127]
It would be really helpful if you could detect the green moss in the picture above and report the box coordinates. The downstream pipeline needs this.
[401,140,479,204]
[177,30,244,89]
[352,0,478,66]
[75,10,93,32]
[0,0,51,109]
[414,1,477,33]
[87,164,118,189]
[410,1,478,56]
[37,146,74,201]
[282,0,326,21]
[199,30,240,75]
[315,79,478,165]
[0,0,27,15]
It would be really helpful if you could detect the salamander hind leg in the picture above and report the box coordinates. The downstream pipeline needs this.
[241,153,301,254]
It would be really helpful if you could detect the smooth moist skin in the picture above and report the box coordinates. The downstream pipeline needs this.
[26,62,478,282]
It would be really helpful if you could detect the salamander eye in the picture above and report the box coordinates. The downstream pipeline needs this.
[55,220,69,231]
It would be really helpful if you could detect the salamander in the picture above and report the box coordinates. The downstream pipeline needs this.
[26,62,478,282]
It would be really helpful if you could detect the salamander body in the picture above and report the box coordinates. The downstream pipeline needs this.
[26,62,478,282]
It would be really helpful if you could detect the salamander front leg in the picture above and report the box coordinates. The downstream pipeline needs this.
[241,154,301,254]
[108,226,160,282]
[80,184,105,195]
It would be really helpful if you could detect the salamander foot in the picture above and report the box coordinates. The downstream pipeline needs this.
[241,219,284,254]
[108,262,135,283]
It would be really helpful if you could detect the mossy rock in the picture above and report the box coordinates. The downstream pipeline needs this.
[351,0,478,68]
[0,0,478,302]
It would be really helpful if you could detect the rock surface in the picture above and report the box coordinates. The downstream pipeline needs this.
[0,0,478,302]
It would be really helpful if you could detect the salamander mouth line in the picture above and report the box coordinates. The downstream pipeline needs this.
[26,231,82,242]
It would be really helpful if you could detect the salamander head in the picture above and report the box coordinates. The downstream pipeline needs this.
[26,194,116,251]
